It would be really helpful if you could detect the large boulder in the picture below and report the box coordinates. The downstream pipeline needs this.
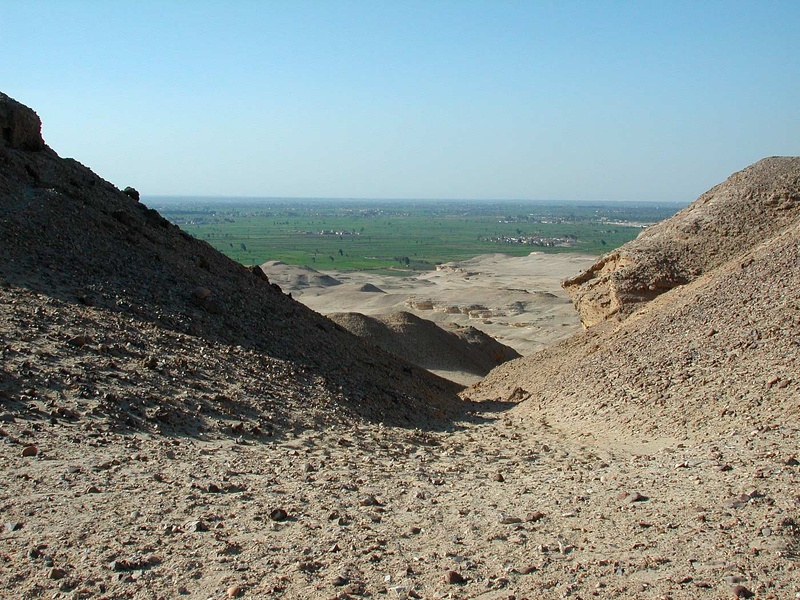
[563,157,800,327]
[0,92,45,151]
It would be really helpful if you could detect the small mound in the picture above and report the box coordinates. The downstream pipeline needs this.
[328,311,520,383]
[357,283,385,293]
[259,261,342,289]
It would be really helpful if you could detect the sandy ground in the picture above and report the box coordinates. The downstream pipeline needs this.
[4,400,797,600]
[264,253,597,358]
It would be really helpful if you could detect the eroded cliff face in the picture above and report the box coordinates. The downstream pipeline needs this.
[0,92,45,151]
[564,157,800,327]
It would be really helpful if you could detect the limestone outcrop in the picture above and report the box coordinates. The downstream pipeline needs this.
[563,157,800,327]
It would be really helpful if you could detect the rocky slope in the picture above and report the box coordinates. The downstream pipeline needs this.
[563,157,800,327]
[0,93,463,433]
[327,311,521,384]
[468,217,800,436]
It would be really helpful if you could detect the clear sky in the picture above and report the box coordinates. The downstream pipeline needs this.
[3,1,799,202]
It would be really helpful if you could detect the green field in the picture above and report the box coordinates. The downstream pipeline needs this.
[150,198,684,273]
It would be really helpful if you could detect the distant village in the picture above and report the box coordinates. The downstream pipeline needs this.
[480,233,575,248]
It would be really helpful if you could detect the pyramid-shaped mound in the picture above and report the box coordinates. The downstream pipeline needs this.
[328,311,520,382]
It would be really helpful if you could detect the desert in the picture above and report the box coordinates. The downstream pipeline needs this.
[2,89,800,600]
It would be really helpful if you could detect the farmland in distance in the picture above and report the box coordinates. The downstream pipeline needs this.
[151,198,685,273]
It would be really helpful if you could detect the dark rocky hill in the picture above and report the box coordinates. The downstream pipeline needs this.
[0,92,462,435]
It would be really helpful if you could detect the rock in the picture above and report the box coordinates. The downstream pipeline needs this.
[499,516,522,524]
[193,287,212,300]
[186,520,208,532]
[731,584,754,598]
[332,575,349,586]
[269,508,288,522]
[68,335,88,347]
[359,494,380,507]
[226,585,243,598]
[21,445,38,457]
[0,413,15,423]
[86,485,101,494]
[48,567,67,580]
[0,92,46,151]
[525,511,545,522]
[444,570,466,584]
[122,187,140,202]
[619,491,648,503]
[492,472,505,482]
[5,521,22,532]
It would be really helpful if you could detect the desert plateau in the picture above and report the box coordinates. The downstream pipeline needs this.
[1,89,799,600]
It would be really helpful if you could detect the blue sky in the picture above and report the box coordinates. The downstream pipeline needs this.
[3,1,798,202]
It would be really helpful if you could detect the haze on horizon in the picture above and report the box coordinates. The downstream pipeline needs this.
[3,1,798,204]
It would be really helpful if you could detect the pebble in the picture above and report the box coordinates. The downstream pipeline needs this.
[226,585,243,598]
[492,472,505,482]
[444,570,466,584]
[186,520,208,532]
[68,335,87,347]
[269,508,288,522]
[21,445,38,457]
[86,485,101,494]
[732,584,754,598]
[619,491,648,503]
[359,495,379,507]
[5,521,22,532]
[49,567,67,580]
[499,516,522,524]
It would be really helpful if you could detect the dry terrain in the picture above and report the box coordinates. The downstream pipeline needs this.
[1,92,799,600]
[264,252,596,358]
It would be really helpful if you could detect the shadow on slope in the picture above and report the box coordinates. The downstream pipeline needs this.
[0,92,468,436]
[328,311,520,383]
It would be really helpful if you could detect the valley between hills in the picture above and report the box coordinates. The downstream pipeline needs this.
[1,91,799,600]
